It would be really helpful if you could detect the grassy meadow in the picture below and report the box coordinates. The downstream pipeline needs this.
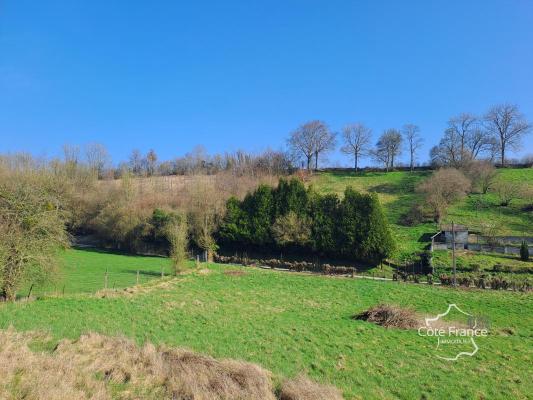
[311,168,533,269]
[1,249,532,399]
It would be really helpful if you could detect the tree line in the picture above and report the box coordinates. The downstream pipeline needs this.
[218,178,395,263]
[287,103,531,171]
[32,102,531,182]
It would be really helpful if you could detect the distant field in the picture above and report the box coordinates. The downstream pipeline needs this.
[1,249,531,399]
[312,169,533,267]
[21,248,173,296]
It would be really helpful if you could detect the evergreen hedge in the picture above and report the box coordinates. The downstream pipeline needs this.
[218,178,395,264]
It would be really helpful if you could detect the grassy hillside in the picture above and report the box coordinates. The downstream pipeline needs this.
[1,249,531,399]
[21,249,173,296]
[311,169,533,262]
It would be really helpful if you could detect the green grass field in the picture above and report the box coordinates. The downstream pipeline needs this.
[21,248,173,296]
[1,249,532,399]
[312,169,533,268]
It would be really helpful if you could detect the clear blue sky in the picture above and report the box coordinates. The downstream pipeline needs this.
[1,0,532,166]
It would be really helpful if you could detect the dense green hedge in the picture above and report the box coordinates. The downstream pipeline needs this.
[217,178,395,264]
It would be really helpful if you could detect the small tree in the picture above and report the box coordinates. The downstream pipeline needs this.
[373,129,402,171]
[520,241,530,261]
[0,175,69,301]
[402,124,423,172]
[340,123,372,172]
[484,104,531,167]
[165,212,189,274]
[464,160,497,194]
[417,168,471,223]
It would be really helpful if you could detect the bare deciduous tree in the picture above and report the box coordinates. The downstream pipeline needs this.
[464,160,497,194]
[484,104,531,166]
[402,124,423,171]
[340,123,372,172]
[288,121,335,171]
[129,149,143,175]
[448,113,477,160]
[373,129,402,171]
[84,143,111,179]
[313,123,336,170]
[146,149,158,177]
[431,113,494,167]
[417,168,471,222]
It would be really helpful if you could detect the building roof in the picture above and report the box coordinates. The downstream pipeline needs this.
[440,224,468,232]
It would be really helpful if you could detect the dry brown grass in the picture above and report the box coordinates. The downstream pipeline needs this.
[0,329,343,400]
[354,303,420,329]
[279,375,344,400]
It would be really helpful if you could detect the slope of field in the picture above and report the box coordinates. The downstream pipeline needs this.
[312,169,533,261]
[21,249,172,296]
[1,249,531,399]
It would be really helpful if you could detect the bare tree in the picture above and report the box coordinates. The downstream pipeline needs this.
[313,123,336,170]
[431,113,495,167]
[464,160,497,194]
[146,149,158,176]
[430,129,461,167]
[288,120,334,171]
[402,124,423,171]
[448,113,477,160]
[374,129,402,171]
[84,143,110,179]
[484,104,531,166]
[129,149,143,175]
[62,144,80,166]
[340,123,372,172]
[417,168,471,222]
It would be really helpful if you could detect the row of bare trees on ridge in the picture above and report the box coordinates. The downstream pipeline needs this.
[287,103,531,172]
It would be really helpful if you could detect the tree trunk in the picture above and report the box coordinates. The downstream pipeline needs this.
[314,151,318,170]
[501,146,505,167]
[354,153,358,172]
[306,156,311,171]
[410,150,414,172]
[2,281,16,302]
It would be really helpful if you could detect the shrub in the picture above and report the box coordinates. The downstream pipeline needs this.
[426,274,433,285]
[470,263,481,273]
[493,180,520,206]
[416,168,471,222]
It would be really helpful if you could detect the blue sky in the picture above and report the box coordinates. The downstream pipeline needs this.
[1,0,532,166]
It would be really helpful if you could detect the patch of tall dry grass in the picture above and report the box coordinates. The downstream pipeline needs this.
[0,329,343,400]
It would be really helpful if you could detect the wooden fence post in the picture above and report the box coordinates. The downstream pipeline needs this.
[136,270,140,285]
[104,270,108,290]
[27,284,34,300]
